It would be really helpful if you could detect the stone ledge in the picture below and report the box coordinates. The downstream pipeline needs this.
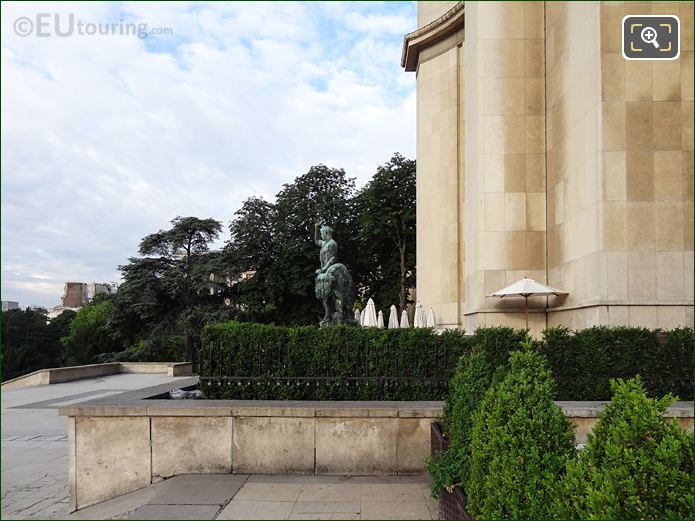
[63,379,694,511]
[401,1,465,71]
[559,400,694,418]
[2,362,193,391]
[58,379,694,420]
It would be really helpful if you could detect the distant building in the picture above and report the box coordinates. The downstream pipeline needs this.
[1,301,19,312]
[61,281,119,309]
[62,282,88,308]
[86,282,119,302]
[47,306,79,320]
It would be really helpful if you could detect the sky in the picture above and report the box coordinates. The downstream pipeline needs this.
[1,1,417,309]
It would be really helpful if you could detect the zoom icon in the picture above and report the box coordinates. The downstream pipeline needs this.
[623,15,680,60]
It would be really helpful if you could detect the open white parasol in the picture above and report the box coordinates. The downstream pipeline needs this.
[486,277,568,330]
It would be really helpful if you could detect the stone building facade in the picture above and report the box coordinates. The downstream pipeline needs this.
[62,282,88,308]
[402,1,694,334]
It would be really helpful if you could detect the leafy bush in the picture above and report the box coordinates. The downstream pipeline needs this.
[199,322,473,400]
[95,335,186,363]
[553,377,694,520]
[1,308,75,380]
[468,350,576,519]
[427,327,527,497]
[61,299,121,366]
[540,326,693,400]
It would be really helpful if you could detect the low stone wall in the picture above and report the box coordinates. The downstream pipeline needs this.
[60,379,439,511]
[558,401,693,444]
[1,362,193,390]
[59,378,694,512]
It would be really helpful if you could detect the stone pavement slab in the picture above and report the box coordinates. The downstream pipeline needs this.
[1,373,191,520]
[127,504,222,519]
[297,484,362,502]
[233,483,302,502]
[292,501,360,514]
[70,474,433,520]
[217,500,295,520]
[288,514,360,520]
[360,500,432,520]
[147,474,247,505]
[217,475,433,520]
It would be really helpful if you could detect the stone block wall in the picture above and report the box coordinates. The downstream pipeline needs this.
[63,399,694,512]
[404,1,694,333]
[65,403,441,511]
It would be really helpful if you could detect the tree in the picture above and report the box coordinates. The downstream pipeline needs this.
[112,216,230,363]
[1,308,71,380]
[48,309,77,341]
[355,153,416,312]
[228,165,359,325]
[61,297,121,366]
[227,197,278,322]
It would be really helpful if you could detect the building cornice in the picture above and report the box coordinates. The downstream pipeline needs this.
[401,2,465,72]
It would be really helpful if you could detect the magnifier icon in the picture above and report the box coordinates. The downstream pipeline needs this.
[641,26,660,48]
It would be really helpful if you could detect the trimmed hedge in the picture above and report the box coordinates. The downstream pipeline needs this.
[199,322,693,401]
[468,350,576,519]
[428,327,527,497]
[199,322,473,400]
[552,377,694,519]
[540,326,693,400]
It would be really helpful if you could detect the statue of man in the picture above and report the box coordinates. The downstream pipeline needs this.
[315,223,338,274]
[313,222,357,327]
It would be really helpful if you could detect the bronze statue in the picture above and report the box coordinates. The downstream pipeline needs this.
[314,223,357,327]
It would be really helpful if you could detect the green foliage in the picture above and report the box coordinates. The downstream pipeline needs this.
[199,322,472,400]
[228,165,359,326]
[428,327,527,497]
[227,157,417,325]
[61,299,121,366]
[540,326,694,400]
[95,335,186,363]
[1,308,75,380]
[553,377,694,520]
[468,350,576,519]
[354,153,416,312]
[111,216,232,363]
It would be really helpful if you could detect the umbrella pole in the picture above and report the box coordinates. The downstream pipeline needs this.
[524,295,529,331]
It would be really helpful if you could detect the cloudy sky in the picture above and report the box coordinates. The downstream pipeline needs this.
[1,1,416,308]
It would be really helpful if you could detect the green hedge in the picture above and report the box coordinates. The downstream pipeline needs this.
[199,322,473,400]
[468,350,576,519]
[428,327,526,497]
[540,326,693,400]
[552,377,694,519]
[199,322,693,401]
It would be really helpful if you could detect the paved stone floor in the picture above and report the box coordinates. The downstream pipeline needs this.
[68,474,437,520]
[2,375,437,520]
[1,373,191,520]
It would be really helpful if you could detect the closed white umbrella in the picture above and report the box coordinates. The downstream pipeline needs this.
[413,302,426,328]
[364,298,378,327]
[426,307,436,328]
[360,308,365,327]
[487,277,568,330]
[399,309,410,328]
[354,308,361,325]
[388,305,399,329]
[377,310,385,328]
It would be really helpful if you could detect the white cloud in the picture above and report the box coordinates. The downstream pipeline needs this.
[1,1,416,308]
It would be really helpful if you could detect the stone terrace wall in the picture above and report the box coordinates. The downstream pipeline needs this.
[59,379,694,512]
